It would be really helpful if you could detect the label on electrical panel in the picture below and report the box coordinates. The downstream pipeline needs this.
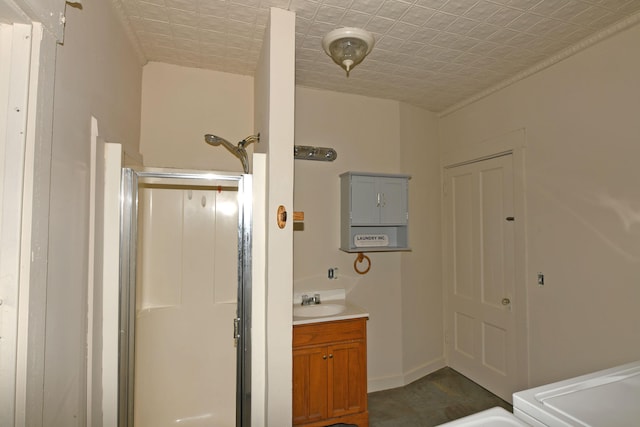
[354,234,389,247]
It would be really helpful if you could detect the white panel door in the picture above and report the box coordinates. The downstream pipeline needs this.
[444,153,517,402]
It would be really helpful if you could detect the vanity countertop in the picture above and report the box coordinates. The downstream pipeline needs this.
[292,301,369,326]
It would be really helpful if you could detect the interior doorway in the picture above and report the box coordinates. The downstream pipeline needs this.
[443,152,523,403]
[118,168,252,427]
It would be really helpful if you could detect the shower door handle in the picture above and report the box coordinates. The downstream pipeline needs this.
[233,317,241,340]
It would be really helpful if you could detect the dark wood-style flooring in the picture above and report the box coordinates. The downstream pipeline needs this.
[368,367,512,427]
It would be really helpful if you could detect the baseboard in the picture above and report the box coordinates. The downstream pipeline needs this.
[368,357,447,393]
[403,358,446,385]
[368,374,405,393]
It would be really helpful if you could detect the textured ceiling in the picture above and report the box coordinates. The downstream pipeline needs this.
[113,0,640,112]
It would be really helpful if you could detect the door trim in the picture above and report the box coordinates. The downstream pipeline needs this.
[441,129,529,393]
[1,22,33,427]
[118,168,252,427]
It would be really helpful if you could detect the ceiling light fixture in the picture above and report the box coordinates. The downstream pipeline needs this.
[322,27,375,77]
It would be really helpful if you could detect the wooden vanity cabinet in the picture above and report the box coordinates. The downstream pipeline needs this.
[293,318,369,427]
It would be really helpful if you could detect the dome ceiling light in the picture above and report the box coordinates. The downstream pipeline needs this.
[322,27,375,77]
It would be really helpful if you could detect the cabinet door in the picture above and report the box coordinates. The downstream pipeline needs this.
[293,347,328,424]
[379,177,408,224]
[350,175,379,225]
[327,341,367,418]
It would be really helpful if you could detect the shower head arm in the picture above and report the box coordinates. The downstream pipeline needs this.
[238,133,260,149]
[236,133,259,173]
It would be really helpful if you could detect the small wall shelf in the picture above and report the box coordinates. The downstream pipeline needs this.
[340,172,411,252]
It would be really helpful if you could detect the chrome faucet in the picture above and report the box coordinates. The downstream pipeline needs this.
[301,294,321,306]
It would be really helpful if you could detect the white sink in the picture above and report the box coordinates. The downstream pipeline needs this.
[293,303,346,318]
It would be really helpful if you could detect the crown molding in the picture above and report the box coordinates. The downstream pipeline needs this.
[439,11,640,118]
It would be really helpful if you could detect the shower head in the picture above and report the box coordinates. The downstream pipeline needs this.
[205,134,231,147]
[203,133,260,174]
[204,133,242,160]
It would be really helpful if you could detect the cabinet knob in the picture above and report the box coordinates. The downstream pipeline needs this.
[323,355,327,360]
[329,354,333,359]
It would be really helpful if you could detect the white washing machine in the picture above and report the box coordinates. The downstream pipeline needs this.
[436,407,531,426]
[513,360,640,426]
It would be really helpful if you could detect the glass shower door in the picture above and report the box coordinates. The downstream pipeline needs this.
[119,169,251,427]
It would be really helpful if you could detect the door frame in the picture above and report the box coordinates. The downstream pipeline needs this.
[441,129,529,393]
[118,168,252,427]
[0,22,33,427]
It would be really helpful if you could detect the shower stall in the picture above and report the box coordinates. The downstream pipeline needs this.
[118,168,252,427]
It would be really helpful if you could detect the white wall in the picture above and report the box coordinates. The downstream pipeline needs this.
[140,62,254,171]
[439,22,640,387]
[294,87,403,390]
[399,103,444,382]
[294,86,443,390]
[45,1,142,425]
[254,8,296,425]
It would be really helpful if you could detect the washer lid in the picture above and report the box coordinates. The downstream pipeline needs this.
[514,361,640,426]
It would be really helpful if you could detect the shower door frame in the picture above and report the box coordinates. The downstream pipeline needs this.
[118,168,252,427]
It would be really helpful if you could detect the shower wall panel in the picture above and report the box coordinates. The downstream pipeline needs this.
[135,186,238,427]
[138,188,183,310]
